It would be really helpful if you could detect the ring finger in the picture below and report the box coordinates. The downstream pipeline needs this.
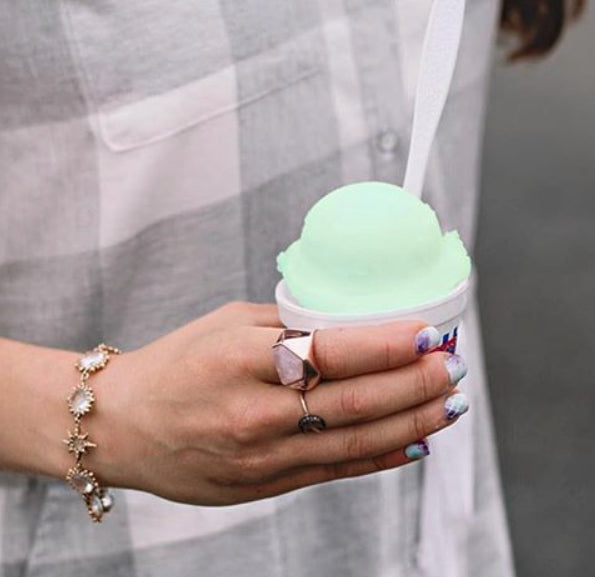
[273,390,469,470]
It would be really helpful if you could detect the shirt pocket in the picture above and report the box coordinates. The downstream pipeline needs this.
[60,0,326,252]
[61,0,324,152]
[96,47,323,152]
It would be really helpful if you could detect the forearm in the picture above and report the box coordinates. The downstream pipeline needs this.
[0,338,78,479]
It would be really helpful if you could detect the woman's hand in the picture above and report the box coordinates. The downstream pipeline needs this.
[83,302,469,506]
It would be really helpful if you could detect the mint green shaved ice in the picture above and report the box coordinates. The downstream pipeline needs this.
[276,181,471,314]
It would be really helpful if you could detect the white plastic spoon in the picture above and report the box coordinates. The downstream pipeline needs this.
[403,0,467,198]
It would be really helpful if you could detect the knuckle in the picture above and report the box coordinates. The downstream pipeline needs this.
[409,407,428,442]
[217,301,242,319]
[222,300,249,313]
[227,404,260,447]
[339,385,367,421]
[227,395,278,447]
[370,454,393,473]
[381,339,400,372]
[228,450,268,484]
[323,461,345,481]
[226,420,253,448]
[223,327,255,369]
[414,360,433,403]
[326,453,391,482]
[210,467,237,488]
[325,460,358,481]
[252,402,281,436]
[342,429,368,461]
[219,301,255,323]
[316,335,348,378]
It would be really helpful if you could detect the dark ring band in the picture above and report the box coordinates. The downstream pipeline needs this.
[298,392,326,433]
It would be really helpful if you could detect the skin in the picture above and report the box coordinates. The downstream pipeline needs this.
[0,301,466,506]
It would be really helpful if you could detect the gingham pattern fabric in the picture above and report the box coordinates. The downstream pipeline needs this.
[0,1,515,576]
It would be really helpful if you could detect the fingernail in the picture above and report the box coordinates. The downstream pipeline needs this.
[415,326,441,354]
[445,354,467,385]
[444,393,470,420]
[405,439,431,460]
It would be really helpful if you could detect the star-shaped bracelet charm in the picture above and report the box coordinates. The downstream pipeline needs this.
[63,430,97,458]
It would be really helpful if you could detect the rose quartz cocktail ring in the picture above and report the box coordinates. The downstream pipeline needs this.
[272,329,321,391]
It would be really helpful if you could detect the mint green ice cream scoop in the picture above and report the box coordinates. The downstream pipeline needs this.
[276,181,471,314]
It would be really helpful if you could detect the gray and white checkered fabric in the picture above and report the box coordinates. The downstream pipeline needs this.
[0,1,514,576]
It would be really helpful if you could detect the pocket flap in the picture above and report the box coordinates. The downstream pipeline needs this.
[97,38,322,152]
[98,66,238,151]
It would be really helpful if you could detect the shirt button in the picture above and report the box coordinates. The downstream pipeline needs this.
[376,129,400,154]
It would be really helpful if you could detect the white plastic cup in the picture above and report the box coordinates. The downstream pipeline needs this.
[275,276,471,353]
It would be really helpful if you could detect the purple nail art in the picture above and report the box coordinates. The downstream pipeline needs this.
[444,393,470,420]
[445,354,467,385]
[415,326,441,354]
[405,439,431,460]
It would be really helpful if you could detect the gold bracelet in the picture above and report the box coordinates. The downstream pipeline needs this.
[64,343,121,522]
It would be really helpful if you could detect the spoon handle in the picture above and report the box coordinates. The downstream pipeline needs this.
[403,0,466,198]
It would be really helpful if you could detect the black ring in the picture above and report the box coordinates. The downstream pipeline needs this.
[298,414,326,434]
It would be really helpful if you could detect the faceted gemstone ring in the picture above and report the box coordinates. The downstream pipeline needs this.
[272,329,321,391]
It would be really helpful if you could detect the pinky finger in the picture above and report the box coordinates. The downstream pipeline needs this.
[327,438,430,480]
[320,439,430,482]
[241,440,430,502]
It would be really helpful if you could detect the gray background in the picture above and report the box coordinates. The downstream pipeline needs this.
[477,7,595,577]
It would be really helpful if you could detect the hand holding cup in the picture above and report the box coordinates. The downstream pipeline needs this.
[82,302,468,506]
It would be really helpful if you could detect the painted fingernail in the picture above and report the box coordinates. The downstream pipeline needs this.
[445,354,467,385]
[415,326,441,354]
[444,393,470,420]
[405,439,431,460]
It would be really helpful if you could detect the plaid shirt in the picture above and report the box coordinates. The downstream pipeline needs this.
[0,1,514,576]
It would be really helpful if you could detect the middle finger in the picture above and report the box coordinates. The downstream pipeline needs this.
[267,351,467,436]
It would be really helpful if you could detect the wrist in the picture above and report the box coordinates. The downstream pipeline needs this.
[37,349,82,479]
[80,349,133,489]
[0,339,78,479]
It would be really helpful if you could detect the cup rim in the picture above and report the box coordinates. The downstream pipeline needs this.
[275,275,471,323]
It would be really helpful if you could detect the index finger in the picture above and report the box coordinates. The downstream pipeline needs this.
[248,322,441,383]
[312,322,441,379]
